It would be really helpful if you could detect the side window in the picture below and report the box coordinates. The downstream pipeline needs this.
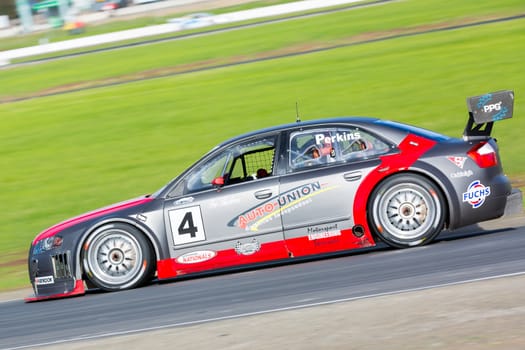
[185,152,233,193]
[227,138,275,184]
[181,135,276,194]
[336,127,391,161]
[289,127,391,170]
[289,130,336,169]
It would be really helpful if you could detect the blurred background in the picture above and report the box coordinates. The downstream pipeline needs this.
[0,0,524,292]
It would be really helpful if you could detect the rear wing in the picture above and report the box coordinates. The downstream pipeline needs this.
[463,90,514,140]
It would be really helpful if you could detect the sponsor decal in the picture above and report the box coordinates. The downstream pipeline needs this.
[476,93,492,109]
[238,202,278,229]
[462,180,491,208]
[450,170,474,178]
[315,132,361,145]
[447,156,466,169]
[209,197,242,209]
[307,224,341,240]
[235,239,261,256]
[35,276,54,285]
[169,206,206,246]
[492,106,509,121]
[475,93,508,121]
[230,181,337,232]
[483,101,502,113]
[176,250,216,264]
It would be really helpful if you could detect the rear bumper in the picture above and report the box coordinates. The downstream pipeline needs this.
[504,188,523,216]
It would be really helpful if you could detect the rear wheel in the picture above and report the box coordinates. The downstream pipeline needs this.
[82,223,155,291]
[368,174,446,248]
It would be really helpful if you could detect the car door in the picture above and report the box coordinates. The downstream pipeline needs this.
[280,125,393,256]
[162,133,289,274]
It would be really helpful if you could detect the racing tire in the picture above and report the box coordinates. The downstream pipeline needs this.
[82,223,155,291]
[368,174,446,248]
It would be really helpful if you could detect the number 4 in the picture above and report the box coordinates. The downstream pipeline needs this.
[169,206,206,246]
[178,212,198,238]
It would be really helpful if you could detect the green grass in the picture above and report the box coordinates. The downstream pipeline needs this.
[8,0,382,64]
[0,0,524,291]
[2,0,524,99]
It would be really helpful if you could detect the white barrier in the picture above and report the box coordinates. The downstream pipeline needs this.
[0,0,365,66]
[0,15,9,29]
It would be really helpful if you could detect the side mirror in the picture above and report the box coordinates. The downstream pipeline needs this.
[211,176,224,187]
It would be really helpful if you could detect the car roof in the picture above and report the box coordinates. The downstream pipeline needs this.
[217,116,380,148]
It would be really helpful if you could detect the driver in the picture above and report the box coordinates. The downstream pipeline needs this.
[319,138,335,158]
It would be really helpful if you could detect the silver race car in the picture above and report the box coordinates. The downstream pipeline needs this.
[27,90,520,301]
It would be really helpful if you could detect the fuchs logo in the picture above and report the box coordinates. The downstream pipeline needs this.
[462,180,491,208]
[447,156,466,169]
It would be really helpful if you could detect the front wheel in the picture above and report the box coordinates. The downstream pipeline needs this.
[368,174,446,248]
[82,223,155,291]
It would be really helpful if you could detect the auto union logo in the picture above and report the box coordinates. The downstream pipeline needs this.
[462,180,491,208]
[230,181,337,232]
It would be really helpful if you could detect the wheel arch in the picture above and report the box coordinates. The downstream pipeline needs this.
[366,166,454,238]
[76,218,161,280]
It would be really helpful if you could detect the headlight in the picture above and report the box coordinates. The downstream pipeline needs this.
[33,235,63,254]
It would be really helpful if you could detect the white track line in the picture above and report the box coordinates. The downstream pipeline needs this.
[3,271,525,350]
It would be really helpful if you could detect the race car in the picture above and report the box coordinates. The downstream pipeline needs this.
[26,90,520,301]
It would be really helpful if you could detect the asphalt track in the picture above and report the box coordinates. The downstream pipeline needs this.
[1,215,524,350]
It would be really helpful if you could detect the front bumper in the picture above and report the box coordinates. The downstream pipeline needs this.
[26,249,85,302]
[25,280,85,302]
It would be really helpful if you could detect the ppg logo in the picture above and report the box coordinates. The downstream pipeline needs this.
[483,102,502,113]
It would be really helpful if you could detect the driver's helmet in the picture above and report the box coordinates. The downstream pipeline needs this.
[315,132,336,159]
[352,138,373,152]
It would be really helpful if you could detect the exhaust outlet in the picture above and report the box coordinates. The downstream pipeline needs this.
[352,225,365,237]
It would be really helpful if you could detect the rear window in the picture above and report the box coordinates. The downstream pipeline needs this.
[377,120,451,141]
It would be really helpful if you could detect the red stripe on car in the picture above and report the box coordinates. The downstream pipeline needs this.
[32,197,153,245]
[157,241,289,279]
[353,134,437,239]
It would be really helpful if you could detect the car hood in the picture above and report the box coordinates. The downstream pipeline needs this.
[32,196,154,245]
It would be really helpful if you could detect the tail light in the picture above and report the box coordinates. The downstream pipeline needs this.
[468,141,497,168]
